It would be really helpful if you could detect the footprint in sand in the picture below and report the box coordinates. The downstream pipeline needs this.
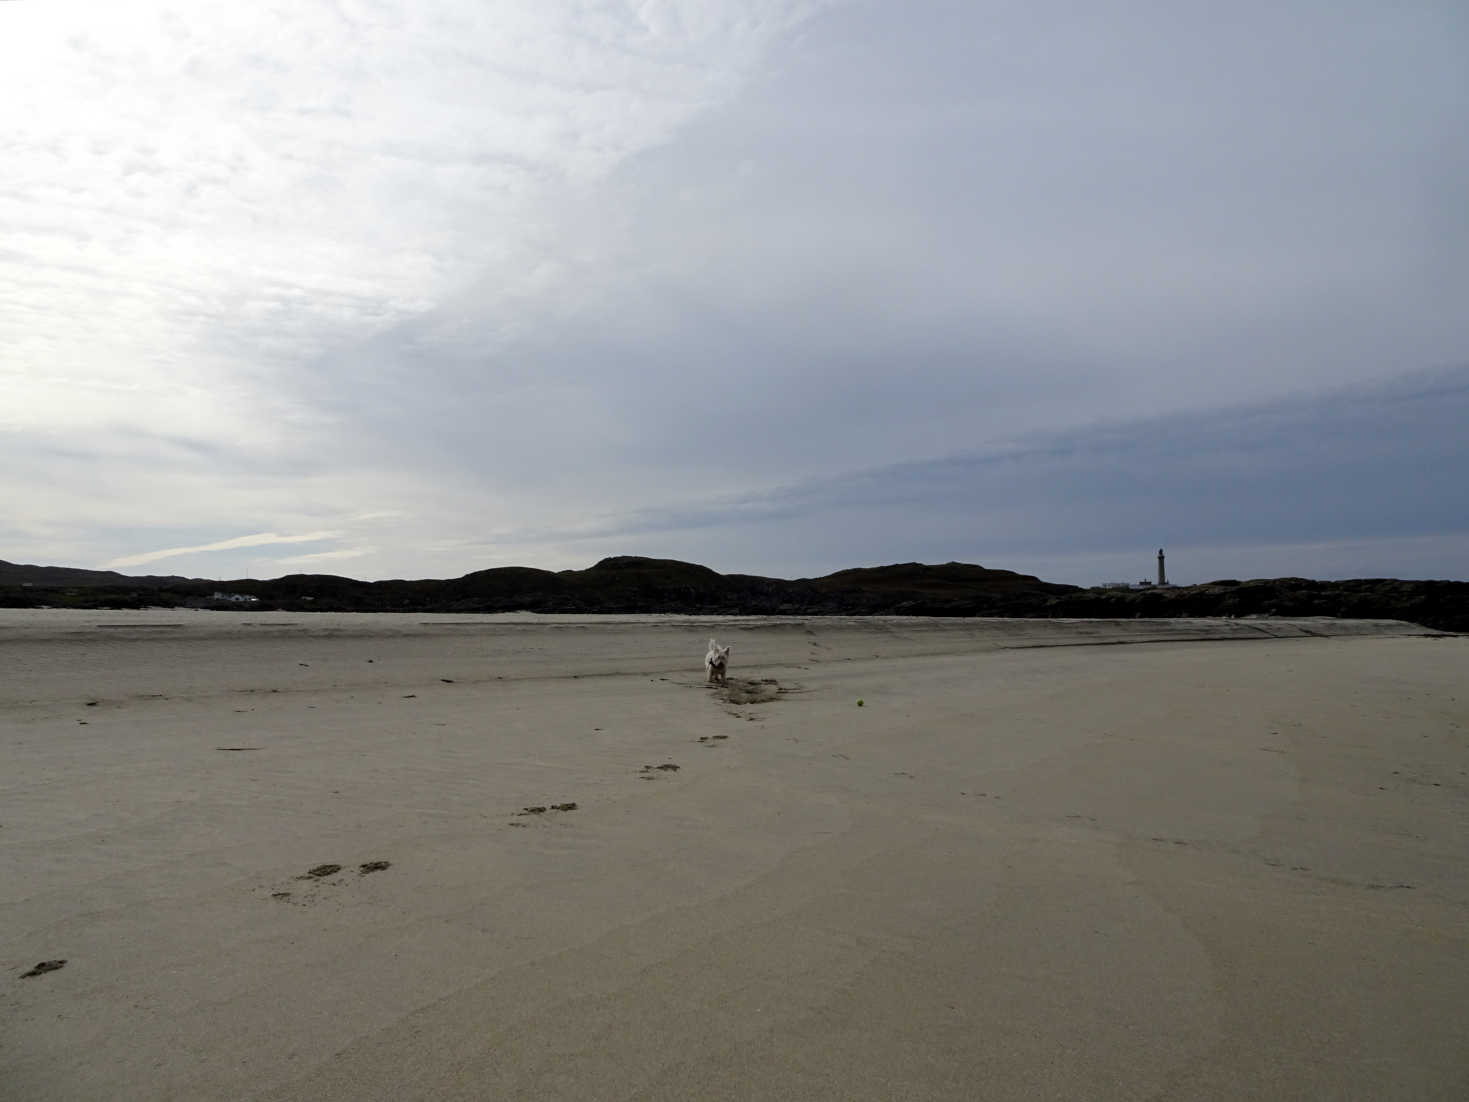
[510,803,578,823]
[275,861,391,904]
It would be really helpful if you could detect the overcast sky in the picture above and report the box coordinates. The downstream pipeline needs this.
[4,0,1466,585]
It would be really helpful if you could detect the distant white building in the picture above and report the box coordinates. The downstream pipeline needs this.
[211,592,259,603]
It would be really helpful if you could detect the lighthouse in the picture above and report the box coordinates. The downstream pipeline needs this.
[1157,548,1167,587]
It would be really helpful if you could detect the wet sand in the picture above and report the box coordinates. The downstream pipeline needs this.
[2,611,1466,1100]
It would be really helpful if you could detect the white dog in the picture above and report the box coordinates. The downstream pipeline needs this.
[705,638,730,685]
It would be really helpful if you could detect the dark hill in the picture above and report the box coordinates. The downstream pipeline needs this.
[1,555,1463,630]
[0,555,1073,615]
[810,561,1076,611]
[0,559,194,588]
[412,557,1070,615]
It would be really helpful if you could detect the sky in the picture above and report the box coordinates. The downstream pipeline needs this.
[3,0,1466,586]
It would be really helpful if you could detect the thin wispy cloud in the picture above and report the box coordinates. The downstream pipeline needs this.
[3,1,1465,582]
[107,531,341,569]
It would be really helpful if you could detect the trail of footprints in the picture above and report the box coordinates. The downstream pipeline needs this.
[511,673,777,816]
[36,674,772,969]
[259,674,763,910]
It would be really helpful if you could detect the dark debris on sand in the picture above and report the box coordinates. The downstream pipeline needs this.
[21,960,66,978]
[516,802,578,817]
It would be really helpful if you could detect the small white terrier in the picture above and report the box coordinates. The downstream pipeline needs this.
[705,638,730,685]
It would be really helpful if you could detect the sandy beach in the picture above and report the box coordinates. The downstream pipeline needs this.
[2,610,1466,1100]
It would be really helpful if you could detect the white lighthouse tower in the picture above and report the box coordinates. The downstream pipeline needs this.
[1157,548,1167,587]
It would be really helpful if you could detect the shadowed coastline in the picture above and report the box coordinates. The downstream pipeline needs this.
[2,555,1465,632]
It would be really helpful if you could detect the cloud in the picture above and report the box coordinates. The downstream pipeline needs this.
[1,0,838,449]
[4,2,1466,584]
[106,531,342,569]
[458,365,1469,581]
[293,0,1467,509]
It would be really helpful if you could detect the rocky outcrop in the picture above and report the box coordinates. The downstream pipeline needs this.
[1042,577,1468,633]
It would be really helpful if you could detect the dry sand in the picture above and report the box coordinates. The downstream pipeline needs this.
[1,610,1466,1100]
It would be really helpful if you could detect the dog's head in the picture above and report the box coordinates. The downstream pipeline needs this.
[706,639,730,665]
